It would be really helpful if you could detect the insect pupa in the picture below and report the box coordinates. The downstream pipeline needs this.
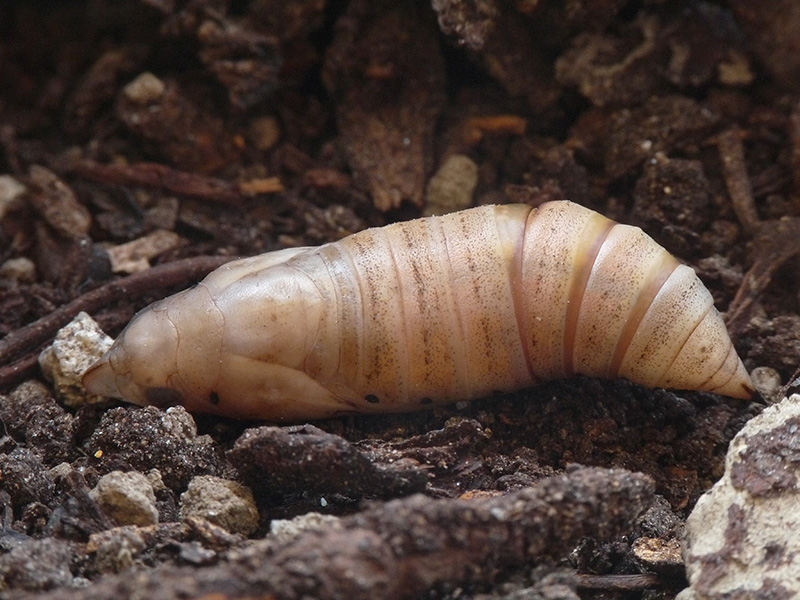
[83,201,755,420]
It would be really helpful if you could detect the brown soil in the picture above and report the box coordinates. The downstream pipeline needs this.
[1,1,798,598]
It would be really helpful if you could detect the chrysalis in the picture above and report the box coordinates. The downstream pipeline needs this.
[84,201,754,420]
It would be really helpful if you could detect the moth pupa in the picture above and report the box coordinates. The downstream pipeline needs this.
[83,201,755,420]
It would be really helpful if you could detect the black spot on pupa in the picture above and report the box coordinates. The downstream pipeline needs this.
[209,391,221,405]
[145,387,183,408]
[420,397,433,405]
[365,394,380,404]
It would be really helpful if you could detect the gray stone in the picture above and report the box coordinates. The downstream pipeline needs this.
[87,526,148,574]
[39,312,113,408]
[90,471,158,527]
[122,72,165,104]
[749,365,783,404]
[0,175,26,220]
[180,475,259,536]
[0,538,80,592]
[0,257,36,284]
[424,154,478,216]
[269,512,342,545]
[681,394,800,598]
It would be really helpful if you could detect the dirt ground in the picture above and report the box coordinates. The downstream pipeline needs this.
[1,1,799,598]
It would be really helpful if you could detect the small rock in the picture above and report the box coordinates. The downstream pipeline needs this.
[145,469,167,494]
[717,50,754,86]
[638,494,683,538]
[39,312,113,408]
[632,536,682,577]
[180,476,259,536]
[49,462,73,481]
[424,154,478,216]
[86,526,147,574]
[249,115,281,151]
[89,471,158,527]
[749,366,783,404]
[105,229,183,274]
[269,512,342,545]
[0,257,36,284]
[681,394,800,598]
[122,72,165,104]
[161,406,199,438]
[0,175,26,220]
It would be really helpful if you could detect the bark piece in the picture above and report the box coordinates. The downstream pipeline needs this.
[26,166,91,239]
[116,73,240,173]
[324,1,446,210]
[230,424,428,502]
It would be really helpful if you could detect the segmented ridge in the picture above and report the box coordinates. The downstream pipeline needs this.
[511,206,538,382]
[701,334,737,392]
[608,257,679,378]
[563,220,615,376]
[659,301,715,382]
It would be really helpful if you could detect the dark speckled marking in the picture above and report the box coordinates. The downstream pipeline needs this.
[145,387,183,408]
[209,391,221,405]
